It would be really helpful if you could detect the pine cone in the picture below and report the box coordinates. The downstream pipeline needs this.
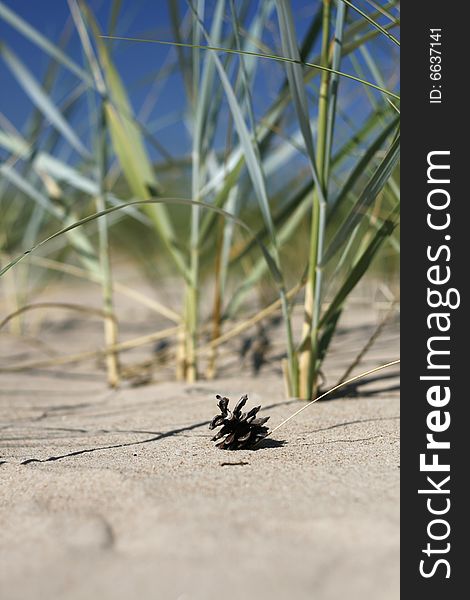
[209,394,270,450]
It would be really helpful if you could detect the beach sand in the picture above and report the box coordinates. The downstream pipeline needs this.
[0,280,399,600]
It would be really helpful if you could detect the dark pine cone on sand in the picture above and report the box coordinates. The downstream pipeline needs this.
[209,394,270,450]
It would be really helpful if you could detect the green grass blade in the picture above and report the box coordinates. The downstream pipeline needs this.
[0,164,101,276]
[0,129,29,156]
[187,2,277,249]
[0,44,90,157]
[322,133,400,265]
[99,34,400,101]
[0,198,283,285]
[275,0,322,196]
[340,0,400,46]
[67,0,106,94]
[328,115,399,221]
[81,4,189,281]
[225,189,311,317]
[319,204,399,329]
[299,3,324,62]
[186,0,298,391]
[0,131,151,227]
[0,1,93,84]
[323,0,346,182]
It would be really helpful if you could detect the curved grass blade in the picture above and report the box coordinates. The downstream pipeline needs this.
[114,10,398,244]
[363,0,400,23]
[0,198,283,286]
[0,163,101,277]
[340,0,399,46]
[99,34,400,101]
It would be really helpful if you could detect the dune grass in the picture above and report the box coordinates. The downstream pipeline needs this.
[0,0,400,399]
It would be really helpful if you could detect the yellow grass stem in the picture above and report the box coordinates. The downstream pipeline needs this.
[97,102,119,387]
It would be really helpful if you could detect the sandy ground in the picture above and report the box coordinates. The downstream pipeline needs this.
[0,279,399,600]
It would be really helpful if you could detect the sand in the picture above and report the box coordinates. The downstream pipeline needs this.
[0,281,399,600]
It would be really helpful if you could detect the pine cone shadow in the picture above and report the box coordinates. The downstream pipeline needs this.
[247,437,287,451]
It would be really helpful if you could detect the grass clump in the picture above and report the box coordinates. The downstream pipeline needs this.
[0,0,400,399]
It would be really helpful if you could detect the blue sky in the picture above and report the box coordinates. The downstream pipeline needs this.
[0,1,399,161]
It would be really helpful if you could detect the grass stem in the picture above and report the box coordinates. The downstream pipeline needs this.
[298,0,331,399]
[97,102,119,387]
